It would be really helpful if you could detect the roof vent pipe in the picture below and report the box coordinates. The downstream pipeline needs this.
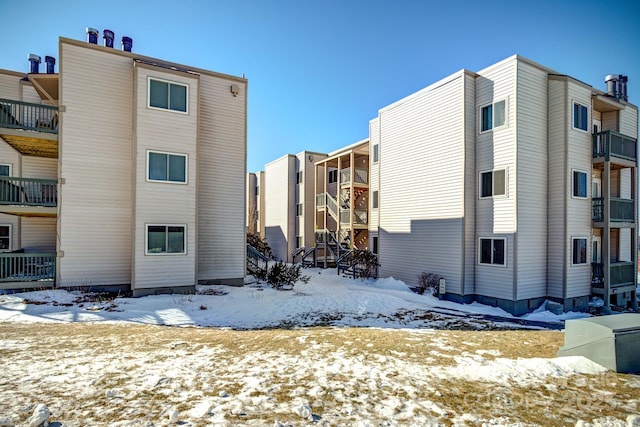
[620,75,628,102]
[44,56,56,74]
[86,27,99,44]
[103,29,114,48]
[28,54,41,74]
[605,74,619,99]
[122,36,133,52]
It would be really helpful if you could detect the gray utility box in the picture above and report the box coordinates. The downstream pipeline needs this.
[557,314,640,373]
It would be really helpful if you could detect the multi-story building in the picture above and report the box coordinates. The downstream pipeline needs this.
[314,139,370,267]
[262,150,326,262]
[366,55,637,314]
[0,29,247,295]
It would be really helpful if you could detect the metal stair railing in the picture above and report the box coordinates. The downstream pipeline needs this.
[247,244,269,276]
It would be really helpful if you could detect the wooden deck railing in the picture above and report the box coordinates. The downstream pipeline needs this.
[0,98,59,134]
[0,177,57,207]
[0,252,56,282]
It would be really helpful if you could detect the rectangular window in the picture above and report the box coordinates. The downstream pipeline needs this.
[296,203,303,216]
[373,144,379,163]
[573,102,588,131]
[372,236,378,254]
[0,225,11,251]
[572,237,587,265]
[480,169,506,198]
[146,225,186,255]
[0,164,10,176]
[148,78,188,113]
[480,100,506,132]
[147,151,187,183]
[479,237,506,266]
[328,169,338,184]
[572,170,588,198]
[372,190,379,209]
[296,171,303,184]
[296,236,303,249]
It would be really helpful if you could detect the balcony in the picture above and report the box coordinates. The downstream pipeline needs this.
[593,130,636,163]
[592,197,635,223]
[340,209,368,226]
[339,167,368,185]
[0,98,58,158]
[591,261,636,293]
[0,252,56,287]
[0,177,57,216]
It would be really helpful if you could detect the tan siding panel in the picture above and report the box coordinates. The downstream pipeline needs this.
[21,217,56,252]
[264,155,295,262]
[197,73,247,281]
[58,42,133,287]
[619,106,638,138]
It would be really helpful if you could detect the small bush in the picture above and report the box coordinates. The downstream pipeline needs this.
[351,249,380,279]
[266,261,310,290]
[416,272,443,296]
[247,233,273,259]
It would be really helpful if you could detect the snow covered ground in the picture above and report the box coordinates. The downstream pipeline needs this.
[1,269,639,426]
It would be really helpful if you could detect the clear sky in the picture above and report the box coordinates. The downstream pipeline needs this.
[1,0,639,173]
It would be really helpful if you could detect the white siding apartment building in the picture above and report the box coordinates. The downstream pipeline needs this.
[367,55,637,315]
[252,54,637,315]
[0,30,247,295]
[261,151,326,262]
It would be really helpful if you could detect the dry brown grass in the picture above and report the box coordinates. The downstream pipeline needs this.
[0,323,638,426]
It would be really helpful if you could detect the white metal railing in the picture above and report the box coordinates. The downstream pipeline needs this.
[339,209,368,225]
[339,167,368,185]
[326,193,338,219]
[316,193,326,209]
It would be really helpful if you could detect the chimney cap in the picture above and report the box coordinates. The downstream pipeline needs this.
[86,27,99,34]
[28,53,41,62]
[605,74,620,82]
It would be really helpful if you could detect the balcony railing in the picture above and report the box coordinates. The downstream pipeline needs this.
[0,252,56,283]
[339,167,368,185]
[0,98,59,134]
[593,130,636,161]
[316,193,326,209]
[0,177,57,207]
[611,198,634,222]
[591,197,634,223]
[592,197,604,222]
[591,261,636,288]
[340,209,368,225]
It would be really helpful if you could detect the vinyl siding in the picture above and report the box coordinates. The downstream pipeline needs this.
[368,118,380,234]
[132,65,198,290]
[0,214,20,251]
[602,111,618,132]
[514,61,548,300]
[619,105,638,138]
[378,72,466,291]
[22,157,57,179]
[462,72,476,295]
[20,84,41,104]
[0,71,21,100]
[565,81,592,298]
[57,41,133,287]
[21,217,56,252]
[300,152,327,249]
[474,59,516,300]
[0,140,20,177]
[196,73,247,282]
[264,155,295,262]
[547,78,567,298]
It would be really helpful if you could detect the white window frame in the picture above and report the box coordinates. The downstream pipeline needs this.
[328,169,338,184]
[296,171,303,184]
[571,237,588,265]
[0,224,11,252]
[373,144,379,163]
[147,77,189,114]
[479,99,507,133]
[145,224,187,255]
[296,203,303,216]
[478,237,507,267]
[479,168,507,199]
[371,236,378,255]
[372,190,379,209]
[0,163,12,176]
[146,150,188,184]
[571,169,588,199]
[572,101,589,133]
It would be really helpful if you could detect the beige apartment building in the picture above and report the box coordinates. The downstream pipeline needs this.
[1,30,247,295]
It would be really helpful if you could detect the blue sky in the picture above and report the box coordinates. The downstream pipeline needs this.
[1,0,639,172]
